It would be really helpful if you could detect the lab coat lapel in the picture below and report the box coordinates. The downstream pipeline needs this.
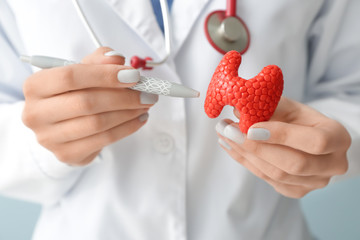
[171,0,211,54]
[105,0,166,59]
[105,0,211,59]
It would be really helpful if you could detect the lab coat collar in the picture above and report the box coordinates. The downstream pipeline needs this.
[171,0,211,55]
[105,0,211,59]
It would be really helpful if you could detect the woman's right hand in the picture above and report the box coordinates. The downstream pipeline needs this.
[22,47,158,166]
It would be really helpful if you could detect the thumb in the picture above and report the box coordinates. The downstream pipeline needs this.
[81,47,125,65]
[267,96,301,122]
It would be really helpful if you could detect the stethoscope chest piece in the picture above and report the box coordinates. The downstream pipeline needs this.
[204,6,250,55]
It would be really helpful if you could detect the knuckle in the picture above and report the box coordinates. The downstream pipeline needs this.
[234,154,246,165]
[22,78,35,98]
[269,169,288,182]
[291,190,309,199]
[87,115,104,132]
[55,151,71,163]
[344,132,352,149]
[252,143,261,154]
[75,92,94,113]
[36,133,52,148]
[287,159,307,175]
[245,141,261,155]
[22,106,38,128]
[80,151,101,166]
[257,172,269,181]
[337,155,349,175]
[58,67,75,89]
[54,146,76,164]
[272,122,288,144]
[311,131,329,154]
[103,131,117,145]
[317,178,330,189]
[23,72,45,98]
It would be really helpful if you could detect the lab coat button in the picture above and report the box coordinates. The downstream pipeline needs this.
[153,133,174,153]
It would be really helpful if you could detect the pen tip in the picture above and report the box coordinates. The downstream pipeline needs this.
[171,85,200,98]
[20,55,31,63]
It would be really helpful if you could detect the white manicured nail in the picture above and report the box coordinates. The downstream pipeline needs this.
[104,51,124,57]
[223,125,245,144]
[117,69,140,83]
[215,119,229,136]
[140,92,159,104]
[139,113,149,122]
[247,128,270,141]
[218,138,231,150]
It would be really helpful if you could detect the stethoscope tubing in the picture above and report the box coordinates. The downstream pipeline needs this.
[72,0,250,69]
[71,0,171,68]
[72,0,102,48]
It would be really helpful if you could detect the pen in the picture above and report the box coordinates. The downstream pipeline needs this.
[20,55,200,98]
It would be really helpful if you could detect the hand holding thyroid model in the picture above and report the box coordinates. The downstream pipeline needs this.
[204,51,284,133]
[205,51,350,199]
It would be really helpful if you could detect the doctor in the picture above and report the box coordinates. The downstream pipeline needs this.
[0,0,359,239]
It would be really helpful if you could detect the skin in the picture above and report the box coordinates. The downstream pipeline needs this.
[22,47,156,166]
[218,97,352,198]
[22,47,351,198]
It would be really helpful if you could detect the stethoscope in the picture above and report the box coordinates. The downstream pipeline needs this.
[72,0,250,70]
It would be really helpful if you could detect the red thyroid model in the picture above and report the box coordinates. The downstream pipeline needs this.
[204,51,284,133]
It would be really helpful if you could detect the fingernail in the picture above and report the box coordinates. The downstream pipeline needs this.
[223,125,245,144]
[140,92,159,104]
[247,128,270,141]
[218,138,231,150]
[215,119,229,136]
[139,113,149,122]
[117,69,140,83]
[104,51,124,57]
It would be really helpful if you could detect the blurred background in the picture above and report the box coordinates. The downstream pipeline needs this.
[0,176,360,240]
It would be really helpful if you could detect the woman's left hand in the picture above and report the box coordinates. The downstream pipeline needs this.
[216,97,351,198]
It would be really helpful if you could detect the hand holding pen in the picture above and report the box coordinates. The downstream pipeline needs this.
[21,54,200,98]
[21,47,191,165]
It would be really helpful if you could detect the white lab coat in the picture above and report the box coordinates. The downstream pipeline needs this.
[0,0,360,239]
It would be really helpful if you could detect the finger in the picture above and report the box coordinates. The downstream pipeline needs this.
[42,109,149,143]
[218,135,331,187]
[266,178,312,199]
[217,139,315,198]
[240,138,347,176]
[248,121,338,155]
[82,47,125,65]
[270,97,326,124]
[73,150,101,167]
[33,88,157,123]
[54,113,149,164]
[216,119,347,176]
[233,108,241,119]
[24,64,140,98]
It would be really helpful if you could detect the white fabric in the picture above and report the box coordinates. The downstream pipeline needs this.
[0,0,359,239]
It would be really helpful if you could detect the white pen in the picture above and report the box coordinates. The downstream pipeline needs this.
[20,55,200,98]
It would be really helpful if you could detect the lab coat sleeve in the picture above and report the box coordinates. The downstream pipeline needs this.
[0,3,90,205]
[305,0,360,181]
